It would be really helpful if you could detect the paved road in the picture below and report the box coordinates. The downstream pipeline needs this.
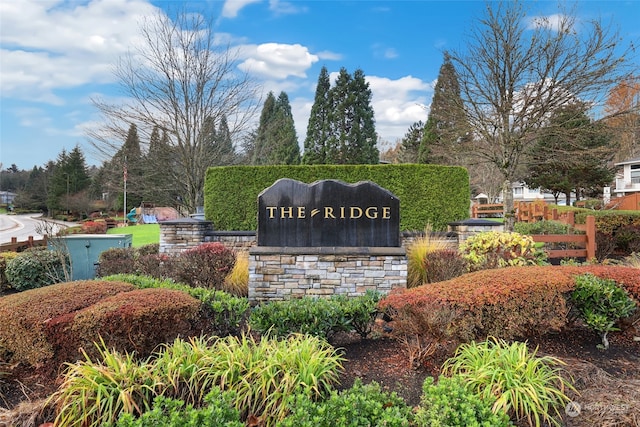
[0,214,69,244]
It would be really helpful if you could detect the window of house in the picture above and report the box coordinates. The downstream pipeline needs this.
[513,187,523,196]
[630,165,640,184]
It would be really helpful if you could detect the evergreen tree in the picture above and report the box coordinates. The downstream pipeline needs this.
[418,52,469,165]
[526,103,615,205]
[326,68,352,164]
[252,92,277,165]
[303,66,331,164]
[47,146,91,216]
[267,92,300,164]
[252,91,300,165]
[346,69,378,164]
[216,114,235,164]
[306,67,378,164]
[143,126,178,207]
[399,121,425,163]
[114,123,144,209]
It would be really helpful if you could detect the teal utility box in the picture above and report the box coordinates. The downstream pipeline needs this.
[55,234,133,280]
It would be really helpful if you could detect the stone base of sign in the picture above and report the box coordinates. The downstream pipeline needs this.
[248,246,407,304]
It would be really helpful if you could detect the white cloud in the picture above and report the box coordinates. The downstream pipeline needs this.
[238,43,319,79]
[526,14,571,32]
[0,0,159,103]
[372,43,398,60]
[269,0,306,16]
[316,50,343,61]
[221,0,262,18]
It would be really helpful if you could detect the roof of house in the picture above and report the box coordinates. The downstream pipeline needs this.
[615,157,640,166]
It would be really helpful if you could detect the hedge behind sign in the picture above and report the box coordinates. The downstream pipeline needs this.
[204,164,470,231]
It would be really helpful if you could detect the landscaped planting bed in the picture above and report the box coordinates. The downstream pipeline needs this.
[0,260,638,426]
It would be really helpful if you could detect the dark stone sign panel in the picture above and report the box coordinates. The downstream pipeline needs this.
[257,178,400,247]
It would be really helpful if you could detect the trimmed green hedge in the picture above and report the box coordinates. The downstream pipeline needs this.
[204,164,470,231]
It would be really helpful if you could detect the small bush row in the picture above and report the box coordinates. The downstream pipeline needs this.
[98,243,244,296]
[103,274,249,337]
[381,265,640,343]
[249,290,380,340]
[0,275,250,368]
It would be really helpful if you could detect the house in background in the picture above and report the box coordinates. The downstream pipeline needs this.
[613,157,640,197]
[0,191,16,205]
[510,182,575,206]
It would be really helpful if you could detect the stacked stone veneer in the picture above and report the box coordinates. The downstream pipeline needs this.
[159,219,256,254]
[249,246,406,303]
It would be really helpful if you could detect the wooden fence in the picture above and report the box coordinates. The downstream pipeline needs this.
[531,215,596,260]
[0,236,48,253]
[471,201,596,260]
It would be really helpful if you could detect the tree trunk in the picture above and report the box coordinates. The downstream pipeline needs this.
[503,179,515,232]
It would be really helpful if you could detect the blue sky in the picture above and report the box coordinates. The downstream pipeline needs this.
[1,0,639,170]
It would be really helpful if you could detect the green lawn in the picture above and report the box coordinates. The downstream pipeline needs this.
[107,223,160,247]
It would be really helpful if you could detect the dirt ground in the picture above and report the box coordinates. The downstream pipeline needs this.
[1,321,639,427]
[334,321,640,427]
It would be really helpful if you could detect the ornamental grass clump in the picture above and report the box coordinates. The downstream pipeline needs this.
[571,273,636,350]
[406,229,450,287]
[50,341,158,427]
[442,337,574,427]
[50,334,344,427]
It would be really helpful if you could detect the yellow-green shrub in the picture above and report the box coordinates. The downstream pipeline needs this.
[459,231,547,271]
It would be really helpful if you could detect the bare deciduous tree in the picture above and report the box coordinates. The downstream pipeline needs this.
[89,9,260,213]
[449,1,635,230]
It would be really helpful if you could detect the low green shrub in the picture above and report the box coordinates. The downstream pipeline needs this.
[103,274,249,336]
[281,379,412,427]
[249,291,380,339]
[5,247,69,291]
[442,338,573,427]
[0,251,19,290]
[514,220,573,235]
[459,231,547,271]
[571,273,636,349]
[114,389,243,427]
[332,291,381,339]
[415,375,512,427]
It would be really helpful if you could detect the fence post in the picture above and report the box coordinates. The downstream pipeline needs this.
[586,215,596,260]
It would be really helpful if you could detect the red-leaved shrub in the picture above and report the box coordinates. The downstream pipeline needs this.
[173,242,236,289]
[0,281,135,366]
[44,288,215,366]
[380,265,640,343]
